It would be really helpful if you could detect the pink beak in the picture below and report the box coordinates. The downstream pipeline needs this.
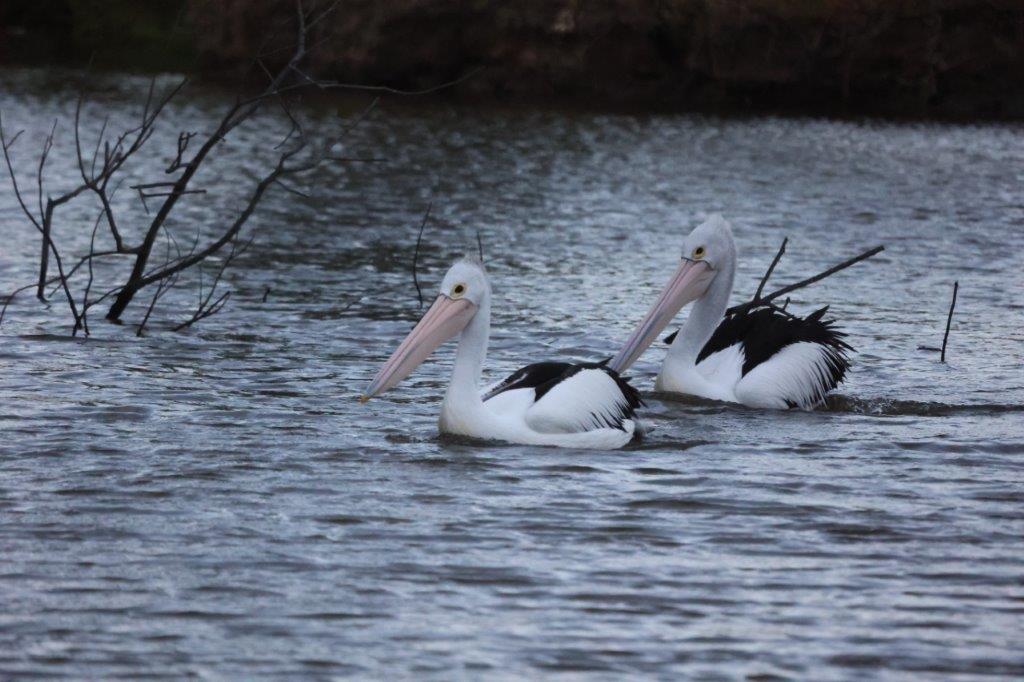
[608,259,715,373]
[361,295,477,401]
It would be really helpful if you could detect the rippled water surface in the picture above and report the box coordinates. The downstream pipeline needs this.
[1,69,1023,679]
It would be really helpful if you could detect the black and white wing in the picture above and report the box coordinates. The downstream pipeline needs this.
[665,306,852,409]
[483,360,644,434]
[524,361,644,434]
[481,362,573,402]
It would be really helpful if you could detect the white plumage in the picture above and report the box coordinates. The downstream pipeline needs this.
[525,368,638,434]
[734,341,845,409]
[364,257,643,449]
[612,215,852,409]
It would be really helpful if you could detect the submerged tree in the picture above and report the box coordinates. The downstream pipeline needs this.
[0,0,460,336]
[0,3,331,335]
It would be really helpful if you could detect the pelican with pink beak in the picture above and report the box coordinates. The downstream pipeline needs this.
[608,215,852,409]
[362,255,643,448]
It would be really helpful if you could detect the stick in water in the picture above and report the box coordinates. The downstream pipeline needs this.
[754,237,787,300]
[412,202,432,309]
[728,244,885,317]
[941,281,958,363]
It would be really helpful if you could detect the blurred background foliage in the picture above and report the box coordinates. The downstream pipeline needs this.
[1,0,1023,118]
[1,0,194,71]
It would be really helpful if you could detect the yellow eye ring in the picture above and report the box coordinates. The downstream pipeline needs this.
[692,246,706,260]
[451,283,467,298]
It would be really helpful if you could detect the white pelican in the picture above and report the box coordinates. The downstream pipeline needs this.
[608,215,851,409]
[361,255,643,449]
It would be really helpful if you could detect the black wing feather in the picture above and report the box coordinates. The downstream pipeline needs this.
[485,360,644,432]
[481,362,573,402]
[664,305,853,386]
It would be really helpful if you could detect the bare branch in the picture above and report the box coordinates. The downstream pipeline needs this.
[105,13,309,321]
[131,181,207,200]
[941,281,958,363]
[754,237,787,300]
[412,202,432,308]
[0,112,43,232]
[173,235,253,331]
[36,119,56,222]
[165,131,196,173]
[3,0,448,334]
[243,66,487,106]
[89,115,109,178]
[273,178,310,198]
[135,232,178,336]
[79,209,105,336]
[727,245,885,317]
[0,281,38,328]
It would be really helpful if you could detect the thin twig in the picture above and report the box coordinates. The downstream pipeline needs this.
[273,178,310,198]
[173,235,253,331]
[242,66,487,106]
[0,282,38,328]
[3,0,457,334]
[476,231,484,261]
[79,209,104,336]
[165,131,196,173]
[136,232,178,336]
[728,245,885,317]
[412,202,432,308]
[941,281,958,363]
[0,113,43,233]
[754,237,787,300]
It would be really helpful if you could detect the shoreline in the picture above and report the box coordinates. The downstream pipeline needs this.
[2,0,1023,122]
[4,64,1024,128]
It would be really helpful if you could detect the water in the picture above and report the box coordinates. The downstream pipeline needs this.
[1,69,1023,679]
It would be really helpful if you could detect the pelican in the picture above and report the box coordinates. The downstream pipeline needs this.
[608,215,851,409]
[361,255,643,448]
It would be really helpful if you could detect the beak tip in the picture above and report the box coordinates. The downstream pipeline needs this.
[358,394,371,404]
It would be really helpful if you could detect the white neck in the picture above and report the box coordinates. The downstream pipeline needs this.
[660,251,736,392]
[441,293,491,427]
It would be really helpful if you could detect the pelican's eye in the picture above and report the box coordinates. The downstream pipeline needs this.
[692,246,706,260]
[451,283,467,298]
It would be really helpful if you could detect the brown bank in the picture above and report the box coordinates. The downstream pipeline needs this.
[3,0,1024,119]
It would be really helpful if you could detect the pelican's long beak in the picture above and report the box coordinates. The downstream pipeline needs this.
[608,259,715,373]
[361,295,477,401]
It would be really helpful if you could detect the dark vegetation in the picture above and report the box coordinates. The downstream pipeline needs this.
[0,1,194,72]
[3,0,1023,118]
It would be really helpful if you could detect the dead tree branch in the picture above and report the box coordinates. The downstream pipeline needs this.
[79,209,105,336]
[941,281,958,363]
[103,0,353,323]
[754,237,787,300]
[727,245,885,317]
[172,236,253,332]
[136,232,180,337]
[0,0,476,335]
[412,202,432,308]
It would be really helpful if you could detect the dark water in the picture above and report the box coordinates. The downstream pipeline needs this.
[1,69,1023,679]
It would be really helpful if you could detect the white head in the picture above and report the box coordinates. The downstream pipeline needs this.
[679,214,736,272]
[361,256,488,400]
[438,255,490,307]
[608,214,736,372]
